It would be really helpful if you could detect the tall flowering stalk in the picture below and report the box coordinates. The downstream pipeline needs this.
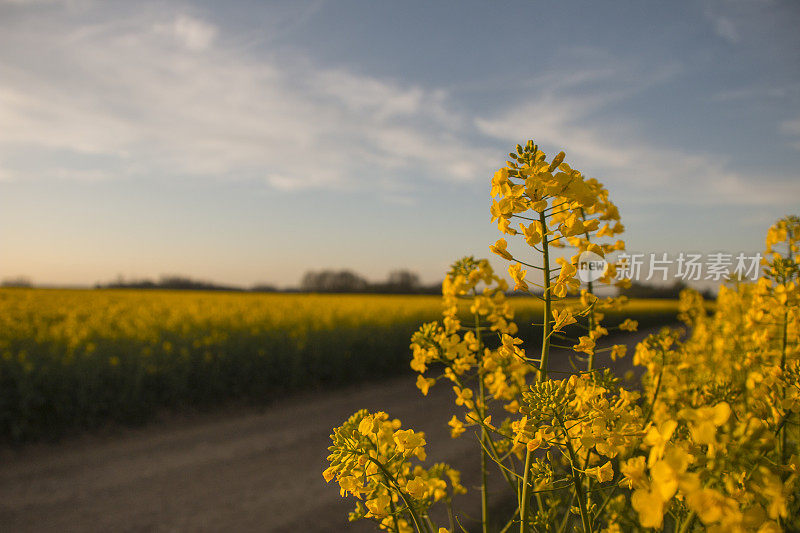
[489,141,635,532]
[414,257,531,531]
[763,216,800,469]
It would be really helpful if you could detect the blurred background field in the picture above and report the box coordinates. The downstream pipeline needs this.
[0,288,691,442]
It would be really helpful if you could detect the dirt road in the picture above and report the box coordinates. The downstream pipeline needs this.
[0,326,671,532]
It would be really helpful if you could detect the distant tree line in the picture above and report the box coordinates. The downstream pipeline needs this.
[91,270,440,294]
[619,280,714,300]
[95,275,262,292]
[0,276,33,288]
[299,269,440,294]
[9,272,715,299]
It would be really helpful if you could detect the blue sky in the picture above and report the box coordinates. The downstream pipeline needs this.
[0,0,798,287]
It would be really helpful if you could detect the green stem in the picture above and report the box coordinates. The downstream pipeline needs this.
[677,511,696,533]
[643,365,664,424]
[590,481,619,524]
[558,413,592,533]
[519,446,534,533]
[474,289,490,533]
[372,459,427,533]
[579,208,597,372]
[521,210,553,533]
[447,500,456,533]
[556,491,577,533]
[498,507,520,533]
[476,427,520,493]
[539,210,553,381]
[389,498,400,533]
[780,306,788,468]
[578,214,597,519]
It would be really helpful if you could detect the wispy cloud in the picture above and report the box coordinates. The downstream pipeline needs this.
[476,60,800,207]
[706,9,740,43]
[701,0,779,45]
[711,82,800,102]
[0,6,495,191]
[781,117,800,150]
[0,2,797,209]
[157,14,217,51]
[782,118,800,136]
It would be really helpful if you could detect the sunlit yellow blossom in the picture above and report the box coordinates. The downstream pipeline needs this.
[394,429,426,453]
[508,263,529,292]
[551,282,567,298]
[620,456,647,489]
[632,488,664,528]
[366,493,391,517]
[573,335,595,355]
[609,344,626,360]
[686,488,732,525]
[448,415,466,438]
[490,238,513,260]
[520,221,543,246]
[491,168,511,197]
[680,402,730,446]
[416,375,435,396]
[585,461,614,483]
[453,386,473,407]
[552,308,577,332]
[406,476,428,499]
[643,420,677,466]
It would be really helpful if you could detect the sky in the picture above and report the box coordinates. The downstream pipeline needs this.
[0,0,799,288]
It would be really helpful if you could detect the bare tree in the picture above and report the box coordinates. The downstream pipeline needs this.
[386,270,420,291]
[1,276,33,288]
[300,270,368,292]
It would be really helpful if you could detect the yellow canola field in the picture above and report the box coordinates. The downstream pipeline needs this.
[0,288,682,441]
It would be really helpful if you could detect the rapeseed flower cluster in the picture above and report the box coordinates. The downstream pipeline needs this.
[324,409,464,533]
[326,143,799,532]
[614,216,800,531]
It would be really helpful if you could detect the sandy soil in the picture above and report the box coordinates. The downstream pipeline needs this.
[0,326,670,533]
